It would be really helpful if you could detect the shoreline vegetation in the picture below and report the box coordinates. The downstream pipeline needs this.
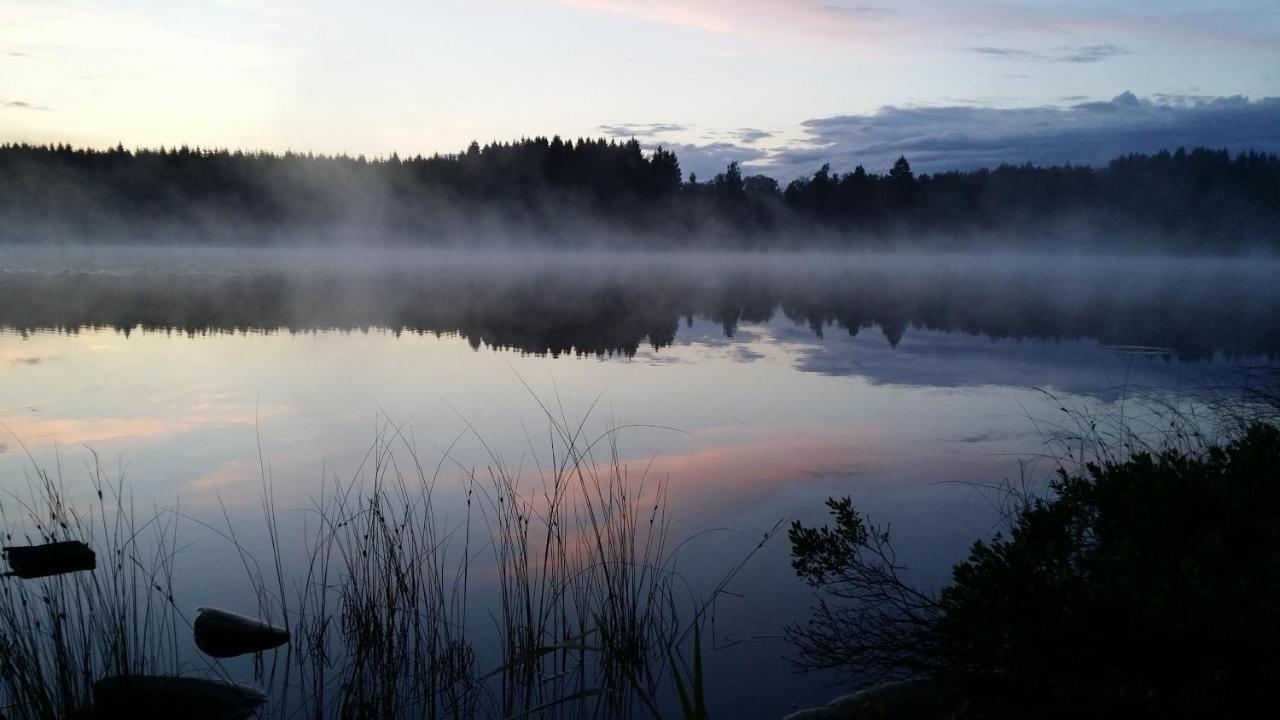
[0,405,777,719]
[786,396,1280,718]
[2,389,1278,718]
[2,140,1278,250]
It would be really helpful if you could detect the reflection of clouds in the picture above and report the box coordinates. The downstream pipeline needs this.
[0,402,289,448]
[640,354,692,367]
[0,348,56,367]
[186,460,257,492]
[0,415,179,446]
[946,428,1026,445]
[642,314,1251,400]
[143,386,238,407]
[734,319,1245,399]
[513,425,889,568]
[668,320,766,348]
[646,425,887,518]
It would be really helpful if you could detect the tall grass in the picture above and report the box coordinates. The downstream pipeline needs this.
[268,407,685,718]
[0,446,186,720]
[0,399,758,719]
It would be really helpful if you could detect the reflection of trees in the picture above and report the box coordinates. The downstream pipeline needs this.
[1,263,1276,361]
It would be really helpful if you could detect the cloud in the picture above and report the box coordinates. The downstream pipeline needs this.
[820,3,894,20]
[966,43,1129,64]
[660,141,769,180]
[734,128,773,144]
[594,124,773,178]
[968,46,1043,61]
[1,99,49,111]
[1057,43,1129,63]
[597,122,688,138]
[759,92,1280,178]
[695,127,775,146]
[556,0,899,54]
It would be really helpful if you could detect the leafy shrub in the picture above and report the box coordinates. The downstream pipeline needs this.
[790,423,1280,717]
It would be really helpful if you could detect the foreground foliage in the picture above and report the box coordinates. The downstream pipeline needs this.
[0,410,737,719]
[790,422,1280,717]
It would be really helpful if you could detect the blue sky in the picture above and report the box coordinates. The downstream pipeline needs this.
[1,0,1277,179]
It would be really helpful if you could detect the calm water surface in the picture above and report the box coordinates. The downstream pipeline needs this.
[2,247,1277,716]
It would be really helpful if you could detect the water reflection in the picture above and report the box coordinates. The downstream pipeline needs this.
[2,250,1278,360]
[1,250,1277,717]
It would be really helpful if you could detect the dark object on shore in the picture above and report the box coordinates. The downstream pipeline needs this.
[789,422,1280,717]
[2,540,96,579]
[784,680,957,720]
[93,675,266,720]
[194,607,290,658]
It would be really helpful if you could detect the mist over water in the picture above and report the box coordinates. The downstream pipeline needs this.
[4,246,1279,359]
[2,245,1278,716]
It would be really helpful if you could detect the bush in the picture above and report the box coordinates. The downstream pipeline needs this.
[789,423,1280,717]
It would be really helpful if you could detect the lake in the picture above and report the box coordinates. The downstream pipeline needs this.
[2,247,1277,718]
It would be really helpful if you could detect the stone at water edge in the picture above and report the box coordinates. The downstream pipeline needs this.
[93,675,267,720]
[193,606,290,658]
[2,540,96,579]
[783,679,958,719]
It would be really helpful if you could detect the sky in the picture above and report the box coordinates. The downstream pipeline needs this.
[1,0,1278,179]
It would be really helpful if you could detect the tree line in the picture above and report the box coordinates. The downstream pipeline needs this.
[1,138,1277,249]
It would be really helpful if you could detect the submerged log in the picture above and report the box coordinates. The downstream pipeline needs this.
[193,607,290,658]
[93,675,267,720]
[2,540,96,579]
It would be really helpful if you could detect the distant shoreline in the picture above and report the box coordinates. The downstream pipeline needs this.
[2,141,1277,252]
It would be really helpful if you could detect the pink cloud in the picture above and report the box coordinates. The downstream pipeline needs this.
[557,0,1278,57]
[556,0,899,51]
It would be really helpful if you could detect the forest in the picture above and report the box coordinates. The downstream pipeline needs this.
[1,138,1277,250]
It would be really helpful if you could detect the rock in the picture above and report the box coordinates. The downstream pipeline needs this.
[784,679,954,719]
[93,674,266,720]
[2,540,96,579]
[193,607,290,658]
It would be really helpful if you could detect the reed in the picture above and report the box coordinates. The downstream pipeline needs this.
[0,398,752,719]
[267,407,684,718]
[0,445,186,720]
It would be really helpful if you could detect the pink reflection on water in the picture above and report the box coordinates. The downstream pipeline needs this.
[645,424,888,519]
[0,401,290,451]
